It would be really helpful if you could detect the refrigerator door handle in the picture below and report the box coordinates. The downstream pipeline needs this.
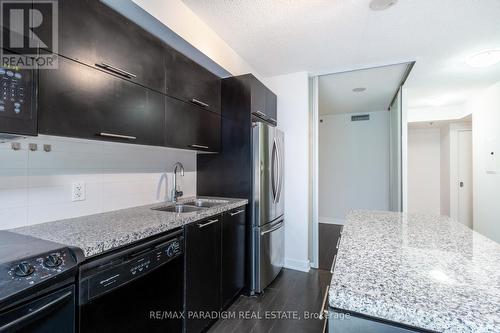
[275,136,283,203]
[271,138,278,203]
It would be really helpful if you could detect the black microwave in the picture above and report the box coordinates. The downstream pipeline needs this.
[0,61,37,141]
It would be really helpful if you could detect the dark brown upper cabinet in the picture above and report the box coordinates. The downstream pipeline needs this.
[38,56,165,147]
[235,74,277,124]
[164,49,221,114]
[49,0,166,94]
[164,96,221,152]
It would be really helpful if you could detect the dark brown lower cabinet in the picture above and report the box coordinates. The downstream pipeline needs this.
[185,207,246,332]
[220,207,246,308]
[185,216,221,333]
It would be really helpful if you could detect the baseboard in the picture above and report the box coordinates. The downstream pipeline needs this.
[284,258,310,272]
[319,217,345,225]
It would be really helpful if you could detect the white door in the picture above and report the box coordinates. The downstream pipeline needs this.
[457,130,473,228]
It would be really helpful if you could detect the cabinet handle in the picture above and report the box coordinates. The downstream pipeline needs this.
[336,237,341,250]
[189,144,209,150]
[98,132,136,140]
[198,219,219,228]
[95,62,136,79]
[252,111,276,124]
[190,98,210,108]
[330,254,337,274]
[230,209,245,217]
[319,286,330,320]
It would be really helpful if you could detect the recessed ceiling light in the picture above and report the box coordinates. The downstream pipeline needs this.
[465,49,500,68]
[352,87,367,92]
[369,0,398,11]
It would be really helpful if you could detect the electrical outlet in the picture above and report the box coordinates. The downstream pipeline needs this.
[72,182,86,202]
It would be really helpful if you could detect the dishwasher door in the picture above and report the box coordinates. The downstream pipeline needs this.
[79,231,184,333]
[254,218,284,293]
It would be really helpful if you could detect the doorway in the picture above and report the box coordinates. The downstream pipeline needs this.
[310,62,414,269]
[407,118,473,228]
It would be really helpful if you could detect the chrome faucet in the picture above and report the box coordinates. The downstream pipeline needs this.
[171,162,185,202]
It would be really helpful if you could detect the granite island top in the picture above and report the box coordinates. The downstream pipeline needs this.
[329,210,500,333]
[11,197,247,259]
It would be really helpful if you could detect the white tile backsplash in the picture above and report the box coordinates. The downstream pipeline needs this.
[0,208,28,229]
[0,135,197,229]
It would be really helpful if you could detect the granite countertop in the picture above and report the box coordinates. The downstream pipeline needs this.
[329,210,500,333]
[11,197,247,258]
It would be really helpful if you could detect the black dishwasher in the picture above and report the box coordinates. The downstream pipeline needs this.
[78,229,184,333]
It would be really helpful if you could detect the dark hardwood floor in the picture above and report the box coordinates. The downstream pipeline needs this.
[208,268,332,333]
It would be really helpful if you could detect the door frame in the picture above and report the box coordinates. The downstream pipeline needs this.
[310,76,319,269]
[450,123,473,224]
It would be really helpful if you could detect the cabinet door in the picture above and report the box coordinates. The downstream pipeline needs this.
[265,88,277,122]
[185,217,221,333]
[221,207,246,309]
[165,97,221,152]
[38,56,165,146]
[52,0,165,93]
[250,77,267,116]
[165,49,221,114]
[248,75,277,122]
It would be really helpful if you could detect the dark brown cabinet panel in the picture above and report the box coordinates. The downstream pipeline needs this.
[165,97,221,152]
[185,216,221,333]
[221,207,246,308]
[250,77,267,117]
[265,87,277,122]
[240,74,277,123]
[38,56,165,146]
[51,0,166,93]
[165,49,221,114]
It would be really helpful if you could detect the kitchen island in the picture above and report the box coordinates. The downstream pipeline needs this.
[328,210,500,333]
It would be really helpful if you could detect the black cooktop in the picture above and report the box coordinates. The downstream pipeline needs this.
[0,231,81,309]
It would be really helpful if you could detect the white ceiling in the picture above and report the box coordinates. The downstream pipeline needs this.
[182,0,500,109]
[319,63,408,115]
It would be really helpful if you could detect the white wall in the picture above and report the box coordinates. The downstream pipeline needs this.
[468,81,500,243]
[407,104,470,123]
[407,127,441,215]
[0,135,196,230]
[319,111,390,224]
[131,0,258,77]
[263,72,310,272]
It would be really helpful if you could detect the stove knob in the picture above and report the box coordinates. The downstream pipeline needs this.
[44,254,62,268]
[14,262,35,277]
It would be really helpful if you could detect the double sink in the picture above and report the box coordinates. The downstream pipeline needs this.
[153,199,229,214]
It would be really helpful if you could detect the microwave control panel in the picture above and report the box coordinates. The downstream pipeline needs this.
[0,67,31,120]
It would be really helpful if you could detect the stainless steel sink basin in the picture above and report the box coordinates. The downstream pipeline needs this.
[184,199,229,208]
[153,205,206,213]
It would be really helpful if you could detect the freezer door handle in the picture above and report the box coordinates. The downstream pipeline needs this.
[260,221,284,236]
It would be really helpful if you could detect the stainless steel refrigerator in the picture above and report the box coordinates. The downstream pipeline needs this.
[251,122,285,294]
